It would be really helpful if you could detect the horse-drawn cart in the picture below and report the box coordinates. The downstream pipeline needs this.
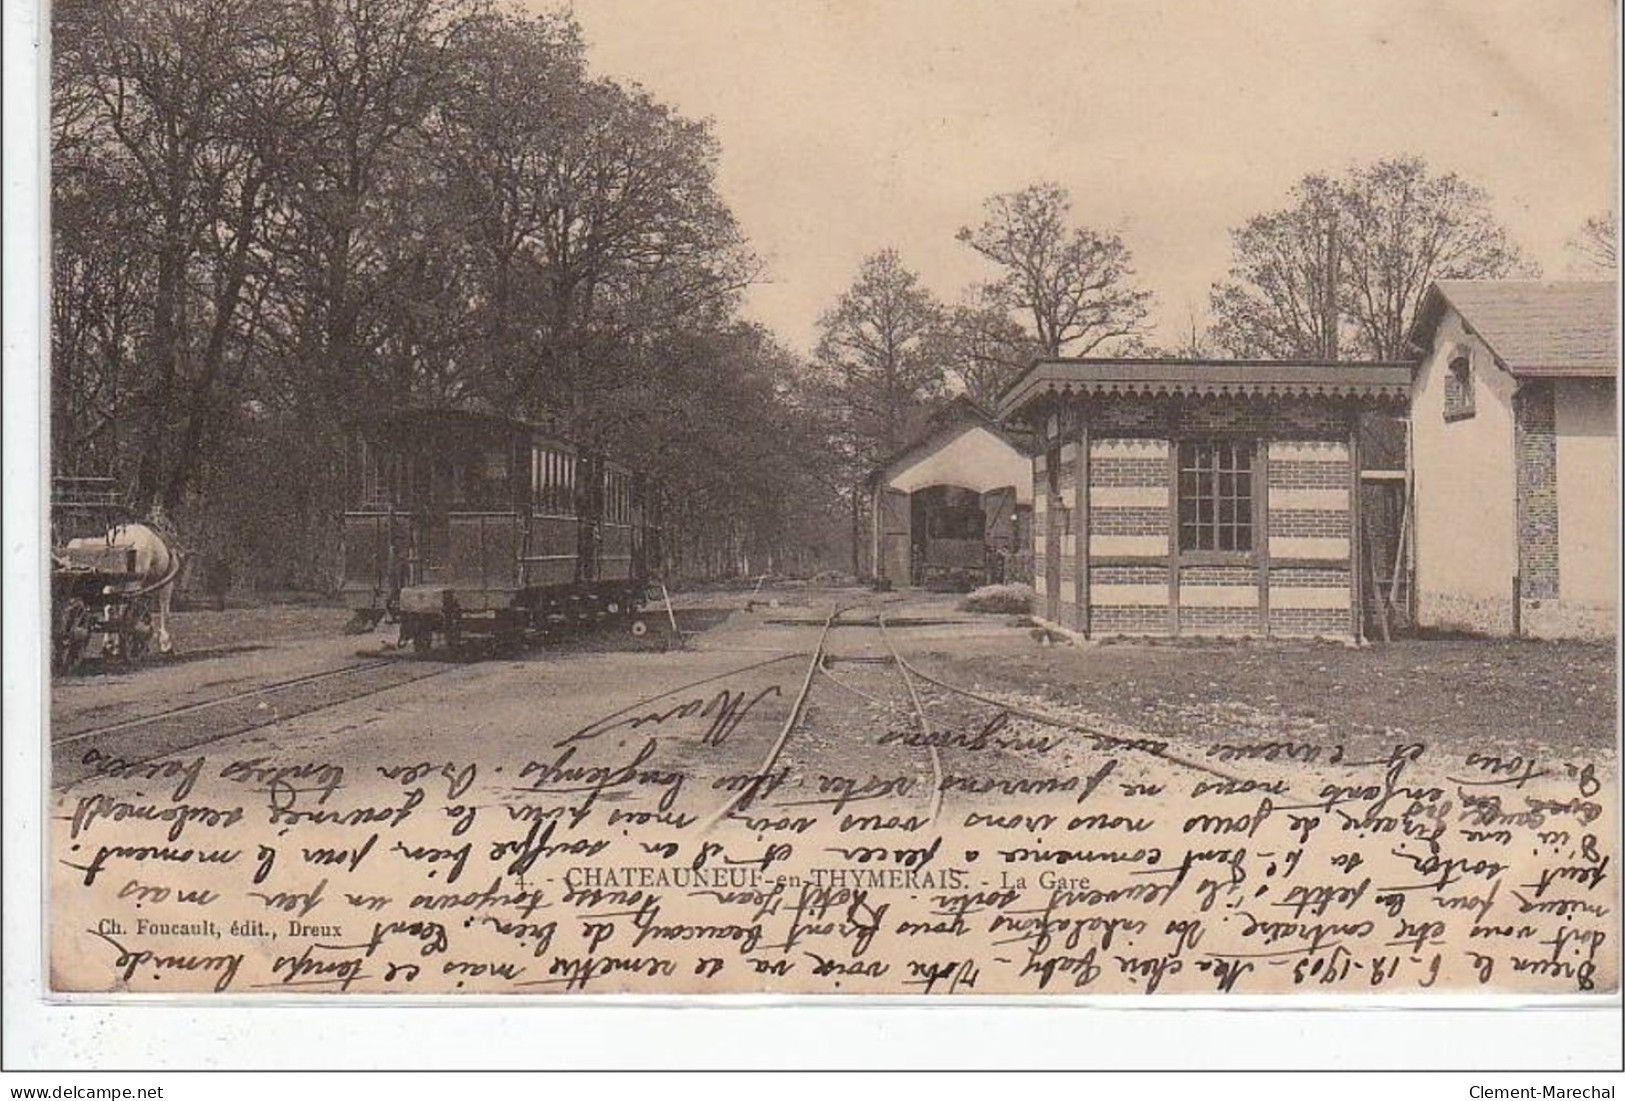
[50,478,176,674]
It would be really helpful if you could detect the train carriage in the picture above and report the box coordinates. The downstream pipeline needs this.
[343,409,661,652]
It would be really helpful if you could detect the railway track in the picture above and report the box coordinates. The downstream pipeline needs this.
[696,598,1261,831]
[51,656,462,790]
[874,612,1255,788]
[705,602,952,829]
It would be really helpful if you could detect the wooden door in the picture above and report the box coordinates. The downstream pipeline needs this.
[982,487,1015,583]
[876,487,911,585]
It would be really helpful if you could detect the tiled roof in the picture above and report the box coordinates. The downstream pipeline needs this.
[1417,281,1618,377]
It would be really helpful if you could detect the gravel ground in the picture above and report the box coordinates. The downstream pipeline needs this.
[917,631,1617,760]
[47,587,1621,997]
[126,592,1617,761]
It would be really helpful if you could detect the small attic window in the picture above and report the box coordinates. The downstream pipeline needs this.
[1443,351,1475,422]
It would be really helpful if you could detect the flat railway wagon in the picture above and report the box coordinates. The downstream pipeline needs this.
[342,409,661,652]
[907,484,1023,590]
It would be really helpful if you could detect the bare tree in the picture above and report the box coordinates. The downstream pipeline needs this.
[814,249,945,574]
[1209,175,1344,359]
[815,249,945,459]
[1211,155,1533,360]
[54,0,288,511]
[925,289,1042,406]
[956,183,1152,358]
[1569,211,1618,273]
[260,0,465,425]
[51,0,824,590]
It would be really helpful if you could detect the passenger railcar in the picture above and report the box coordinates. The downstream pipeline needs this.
[341,409,661,652]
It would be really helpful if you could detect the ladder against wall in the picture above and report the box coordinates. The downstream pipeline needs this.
[1360,470,1412,641]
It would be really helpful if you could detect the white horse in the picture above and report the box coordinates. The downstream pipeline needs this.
[62,515,183,655]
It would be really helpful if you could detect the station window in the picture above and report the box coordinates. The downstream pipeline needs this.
[1444,352,1475,421]
[1178,440,1254,553]
[533,448,576,516]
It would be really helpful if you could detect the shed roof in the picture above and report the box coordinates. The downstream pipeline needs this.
[870,395,1033,485]
[998,358,1414,419]
[1408,280,1618,378]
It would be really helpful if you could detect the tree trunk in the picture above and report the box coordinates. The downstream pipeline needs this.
[849,483,861,578]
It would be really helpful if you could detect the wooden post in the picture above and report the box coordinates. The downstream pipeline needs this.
[661,580,682,649]
[1256,437,1271,637]
[1167,436,1181,636]
[1075,416,1091,637]
[1367,528,1391,642]
[1348,404,1363,642]
[1388,488,1410,610]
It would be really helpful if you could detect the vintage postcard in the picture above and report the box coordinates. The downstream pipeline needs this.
[39,0,1618,1000]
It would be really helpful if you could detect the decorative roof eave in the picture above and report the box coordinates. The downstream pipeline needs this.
[999,360,1414,420]
[1505,362,1619,380]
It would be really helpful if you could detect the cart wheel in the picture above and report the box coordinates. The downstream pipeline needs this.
[123,601,153,663]
[402,616,431,654]
[54,600,89,675]
[630,619,648,638]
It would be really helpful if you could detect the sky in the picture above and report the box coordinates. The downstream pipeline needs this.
[554,0,1619,354]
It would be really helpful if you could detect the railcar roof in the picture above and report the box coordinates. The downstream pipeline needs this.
[369,406,573,442]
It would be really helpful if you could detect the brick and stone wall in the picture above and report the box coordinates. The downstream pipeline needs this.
[1031,450,1047,599]
[1180,562,1259,635]
[1055,441,1080,625]
[1088,437,1170,633]
[1089,437,1169,561]
[1515,382,1559,603]
[1267,439,1353,638]
[1022,395,1363,640]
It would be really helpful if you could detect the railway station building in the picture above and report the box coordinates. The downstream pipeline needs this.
[870,397,1034,588]
[998,359,1412,640]
[1406,280,1617,640]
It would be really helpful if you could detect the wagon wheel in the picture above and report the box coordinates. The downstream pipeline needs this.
[53,599,90,675]
[122,597,153,663]
[494,610,528,653]
[401,615,433,654]
[443,615,464,658]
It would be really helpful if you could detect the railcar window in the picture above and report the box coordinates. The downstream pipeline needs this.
[464,445,509,509]
[534,448,577,516]
[603,468,632,525]
[357,440,385,507]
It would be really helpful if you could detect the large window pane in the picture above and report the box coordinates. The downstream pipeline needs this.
[1178,439,1254,553]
